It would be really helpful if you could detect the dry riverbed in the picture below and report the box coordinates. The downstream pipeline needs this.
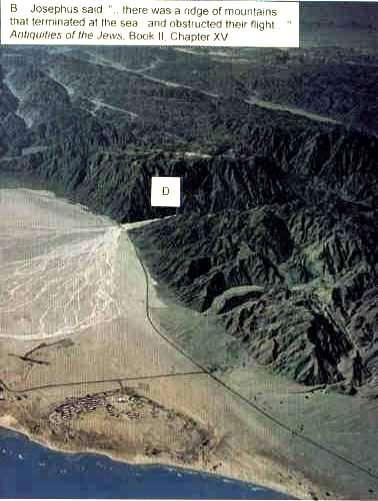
[0,188,377,500]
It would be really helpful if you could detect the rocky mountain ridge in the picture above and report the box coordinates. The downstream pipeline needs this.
[1,46,377,395]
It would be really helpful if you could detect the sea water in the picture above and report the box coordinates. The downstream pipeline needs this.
[0,428,291,499]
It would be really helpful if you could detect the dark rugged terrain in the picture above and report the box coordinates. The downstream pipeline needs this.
[1,3,377,397]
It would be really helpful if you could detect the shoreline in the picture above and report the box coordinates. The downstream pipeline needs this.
[0,417,293,499]
[0,184,366,501]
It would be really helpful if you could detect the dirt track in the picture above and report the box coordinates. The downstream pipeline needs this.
[1,188,378,500]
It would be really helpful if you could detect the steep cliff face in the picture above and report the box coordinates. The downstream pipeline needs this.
[1,46,377,394]
[0,66,29,155]
[130,196,377,392]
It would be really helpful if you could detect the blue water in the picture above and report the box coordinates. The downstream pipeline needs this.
[0,428,291,499]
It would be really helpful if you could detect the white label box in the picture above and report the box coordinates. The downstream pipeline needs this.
[151,177,181,207]
[0,1,299,47]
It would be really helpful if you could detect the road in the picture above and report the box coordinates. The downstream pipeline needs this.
[1,188,378,499]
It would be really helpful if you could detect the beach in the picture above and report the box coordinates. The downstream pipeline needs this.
[1,186,377,500]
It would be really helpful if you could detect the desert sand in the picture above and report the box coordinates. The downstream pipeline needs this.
[0,188,377,500]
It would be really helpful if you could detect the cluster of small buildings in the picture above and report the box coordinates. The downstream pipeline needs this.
[49,392,112,425]
[48,388,150,426]
[47,386,197,434]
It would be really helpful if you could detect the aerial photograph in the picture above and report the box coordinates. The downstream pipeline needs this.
[0,1,377,499]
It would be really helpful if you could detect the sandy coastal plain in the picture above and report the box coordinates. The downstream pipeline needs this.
[0,188,377,500]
